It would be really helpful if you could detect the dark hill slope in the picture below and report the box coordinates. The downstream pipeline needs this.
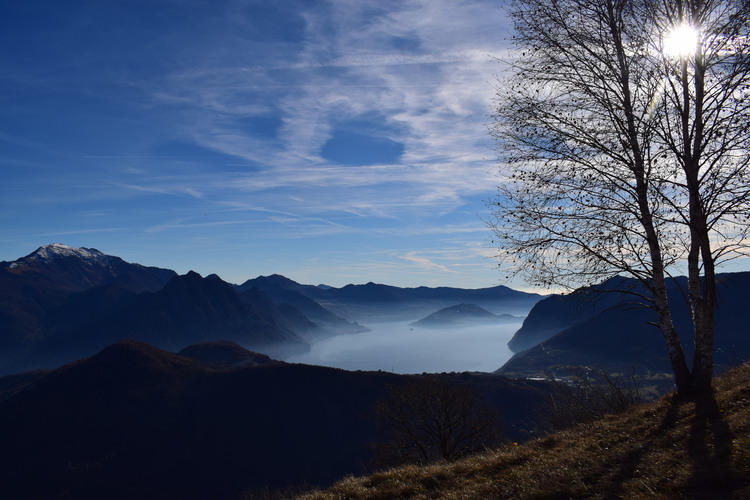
[40,271,307,367]
[300,362,750,500]
[0,369,49,401]
[507,275,653,353]
[0,341,399,499]
[500,305,678,377]
[0,340,550,500]
[500,272,750,377]
[177,340,278,368]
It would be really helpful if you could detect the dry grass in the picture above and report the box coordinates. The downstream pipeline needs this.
[299,363,750,500]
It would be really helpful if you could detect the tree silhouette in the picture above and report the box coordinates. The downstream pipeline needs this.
[489,0,750,395]
[371,377,501,466]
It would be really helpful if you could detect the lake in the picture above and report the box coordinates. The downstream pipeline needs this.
[285,320,521,374]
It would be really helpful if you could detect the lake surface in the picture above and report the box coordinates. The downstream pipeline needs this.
[285,320,521,374]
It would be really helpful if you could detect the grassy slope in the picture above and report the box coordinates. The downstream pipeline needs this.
[299,363,750,500]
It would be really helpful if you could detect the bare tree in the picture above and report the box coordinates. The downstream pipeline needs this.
[488,0,750,395]
[540,368,643,431]
[647,0,750,392]
[370,377,501,466]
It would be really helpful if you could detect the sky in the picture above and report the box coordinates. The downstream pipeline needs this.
[0,0,519,289]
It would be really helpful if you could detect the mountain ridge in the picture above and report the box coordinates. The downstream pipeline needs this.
[0,244,542,375]
[42,271,308,365]
[498,272,750,378]
[250,277,543,322]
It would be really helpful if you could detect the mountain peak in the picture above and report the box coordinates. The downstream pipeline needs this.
[409,302,515,328]
[239,273,302,291]
[27,244,110,264]
[5,244,113,271]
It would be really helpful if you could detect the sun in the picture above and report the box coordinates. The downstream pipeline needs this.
[663,24,699,58]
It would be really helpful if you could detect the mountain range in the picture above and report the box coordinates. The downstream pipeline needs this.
[497,273,750,378]
[0,244,541,375]
[239,273,539,322]
[2,244,749,497]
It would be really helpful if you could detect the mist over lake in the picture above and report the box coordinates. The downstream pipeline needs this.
[285,320,522,374]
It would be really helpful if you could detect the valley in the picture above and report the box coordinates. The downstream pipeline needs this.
[286,319,520,373]
[1,244,749,499]
[0,244,541,375]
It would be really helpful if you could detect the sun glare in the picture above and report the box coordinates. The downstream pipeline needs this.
[663,24,699,58]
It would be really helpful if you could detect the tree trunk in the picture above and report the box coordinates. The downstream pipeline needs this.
[655,296,693,393]
[684,2,715,395]
[606,0,693,395]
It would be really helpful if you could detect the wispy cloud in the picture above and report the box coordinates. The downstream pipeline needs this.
[401,251,457,273]
[144,218,265,233]
[112,182,205,199]
[136,0,509,219]
[38,227,126,237]
[0,0,519,288]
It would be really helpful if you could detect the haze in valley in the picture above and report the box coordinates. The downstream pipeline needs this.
[286,318,521,373]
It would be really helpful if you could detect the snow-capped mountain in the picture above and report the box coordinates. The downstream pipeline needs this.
[0,245,178,372]
[0,245,310,373]
[2,243,176,294]
[13,243,111,265]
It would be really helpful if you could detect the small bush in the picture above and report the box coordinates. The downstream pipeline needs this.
[540,367,643,430]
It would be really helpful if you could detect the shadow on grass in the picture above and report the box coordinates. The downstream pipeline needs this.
[686,390,737,496]
[597,388,737,499]
[592,399,679,499]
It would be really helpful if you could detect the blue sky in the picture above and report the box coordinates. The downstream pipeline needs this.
[1,0,516,288]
